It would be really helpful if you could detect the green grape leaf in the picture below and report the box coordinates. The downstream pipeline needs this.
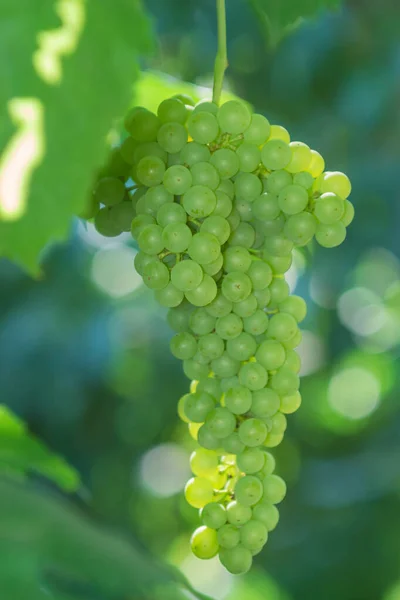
[0,0,153,275]
[0,478,215,600]
[248,0,342,46]
[0,406,80,492]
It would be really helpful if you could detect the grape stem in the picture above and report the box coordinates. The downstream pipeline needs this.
[212,0,228,106]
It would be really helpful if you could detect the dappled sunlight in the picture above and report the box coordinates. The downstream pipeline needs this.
[0,98,44,220]
[139,443,191,497]
[91,246,142,297]
[33,0,85,85]
[180,553,233,600]
[328,367,381,420]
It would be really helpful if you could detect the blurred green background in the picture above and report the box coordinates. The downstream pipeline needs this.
[1,1,400,599]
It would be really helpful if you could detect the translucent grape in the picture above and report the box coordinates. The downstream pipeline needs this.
[238,418,268,448]
[223,432,245,454]
[95,207,123,237]
[188,232,220,265]
[279,295,307,322]
[286,141,312,173]
[187,111,219,144]
[252,503,279,531]
[223,246,252,273]
[215,313,243,340]
[191,526,219,559]
[269,278,290,305]
[267,313,297,343]
[162,222,192,252]
[134,141,168,164]
[306,149,325,177]
[243,310,269,336]
[261,140,292,171]
[247,261,273,290]
[185,274,218,307]
[251,388,280,419]
[293,171,314,190]
[157,98,188,124]
[180,142,211,166]
[156,202,187,227]
[320,171,351,198]
[239,363,268,391]
[198,333,224,360]
[211,352,240,378]
[283,349,301,373]
[197,424,221,450]
[202,254,223,276]
[217,179,235,198]
[136,156,165,187]
[244,114,271,145]
[145,185,173,213]
[125,107,160,142]
[279,184,309,215]
[201,503,227,529]
[280,391,302,414]
[253,287,272,309]
[217,524,240,549]
[225,386,252,415]
[184,391,216,422]
[213,190,233,218]
[253,193,281,221]
[170,332,197,360]
[232,295,258,318]
[341,199,355,226]
[219,545,252,575]
[226,501,252,526]
[183,185,217,218]
[262,474,287,504]
[163,165,192,195]
[235,198,253,222]
[142,259,170,290]
[194,101,218,114]
[206,407,236,438]
[167,302,192,333]
[283,212,317,246]
[269,124,290,143]
[190,308,216,335]
[171,260,203,291]
[236,143,261,173]
[227,332,257,361]
[218,100,252,134]
[155,282,184,307]
[206,293,233,317]
[270,367,300,395]
[210,148,240,179]
[94,177,125,206]
[315,221,347,248]
[222,272,252,303]
[235,475,263,506]
[157,122,188,153]
[201,216,230,244]
[134,250,157,276]
[185,477,214,508]
[240,519,268,552]
[229,222,256,248]
[190,448,219,477]
[191,162,220,190]
[137,224,164,254]
[237,448,265,474]
[197,377,222,401]
[255,340,286,370]
[314,192,345,224]
[265,170,292,195]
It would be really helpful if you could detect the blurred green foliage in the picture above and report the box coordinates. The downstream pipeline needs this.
[1,0,400,599]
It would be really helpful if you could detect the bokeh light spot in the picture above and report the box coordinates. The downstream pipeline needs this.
[139,443,190,497]
[91,246,142,297]
[180,554,233,600]
[328,367,381,420]
[298,330,326,376]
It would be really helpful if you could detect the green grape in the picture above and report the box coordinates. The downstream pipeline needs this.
[188,232,220,265]
[197,377,222,401]
[134,250,156,276]
[251,388,280,419]
[232,295,258,318]
[210,148,240,179]
[247,261,273,290]
[341,199,355,226]
[156,201,187,227]
[134,141,168,164]
[217,524,240,549]
[198,333,224,360]
[95,207,123,237]
[187,111,219,144]
[240,519,268,552]
[263,235,293,257]
[283,211,317,245]
[265,170,292,195]
[235,173,262,202]
[280,390,302,414]
[267,313,297,343]
[239,418,268,447]
[279,184,309,215]
[220,376,239,393]
[244,114,271,145]
[255,340,286,370]
[167,302,192,333]
[168,152,183,167]
[239,363,268,391]
[155,282,184,307]
[269,125,290,143]
[222,272,252,303]
[226,501,252,526]
[142,259,170,290]
[206,407,236,439]
[314,192,344,224]
[217,178,235,198]
[243,310,269,336]
[229,222,256,248]
[194,351,212,366]
[283,348,301,373]
[183,185,217,218]
[253,287,271,309]
[269,412,287,435]
[157,122,188,153]
[206,293,233,317]
[137,224,164,254]
[185,477,215,508]
[225,386,252,415]
[237,448,265,474]
[219,545,252,575]
[286,141,312,173]
[262,253,292,276]
[170,332,197,360]
[183,358,210,381]
[201,503,227,529]
[191,526,219,559]
[279,295,307,322]
[223,246,252,273]
[135,194,153,216]
[261,140,292,171]
[269,367,300,395]
[253,192,280,221]
[215,313,243,340]
[180,141,211,166]
[269,278,290,305]
[218,100,251,134]
[125,107,160,141]
[191,162,220,190]
[193,101,218,114]
[306,149,325,177]
[184,391,216,422]
[190,308,216,335]
[101,146,130,178]
[262,474,286,504]
[163,165,192,195]
[235,475,263,505]
[227,332,257,361]
[145,186,173,213]
[252,503,279,531]
[190,448,219,477]
[260,452,276,476]
[94,177,126,207]
[211,352,240,378]
[258,215,285,237]
[293,171,314,190]
[213,190,233,218]
[136,156,165,187]
[157,98,188,124]
[171,260,203,292]
[283,328,302,350]
[201,216,230,244]
[120,136,137,164]
[223,432,245,454]
[197,424,221,450]
[320,171,351,198]
[185,274,218,307]
[235,198,253,222]
[315,221,347,248]
[226,208,241,231]
[162,222,192,253]
[203,254,223,276]
[236,143,261,173]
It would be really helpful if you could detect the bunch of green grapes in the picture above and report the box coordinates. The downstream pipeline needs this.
[91,95,354,574]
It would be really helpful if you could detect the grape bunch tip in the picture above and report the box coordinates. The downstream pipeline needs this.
[88,95,354,575]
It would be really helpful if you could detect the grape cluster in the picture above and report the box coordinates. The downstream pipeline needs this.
[91,95,354,574]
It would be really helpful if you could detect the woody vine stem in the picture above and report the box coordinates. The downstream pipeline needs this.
[212,0,228,105]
